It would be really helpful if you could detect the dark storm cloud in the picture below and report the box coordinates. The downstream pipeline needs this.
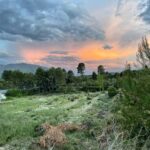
[42,55,80,63]
[139,0,150,24]
[0,0,105,42]
[103,44,113,50]
[50,50,69,55]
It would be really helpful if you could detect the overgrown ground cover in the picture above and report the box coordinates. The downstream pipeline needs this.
[0,92,148,150]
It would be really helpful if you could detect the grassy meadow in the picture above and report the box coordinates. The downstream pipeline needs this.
[1,92,147,150]
[0,92,110,149]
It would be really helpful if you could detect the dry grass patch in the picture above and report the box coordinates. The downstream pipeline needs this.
[36,123,81,149]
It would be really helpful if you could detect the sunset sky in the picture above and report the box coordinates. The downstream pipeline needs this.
[0,0,150,73]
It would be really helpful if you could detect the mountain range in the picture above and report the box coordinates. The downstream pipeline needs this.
[0,63,47,75]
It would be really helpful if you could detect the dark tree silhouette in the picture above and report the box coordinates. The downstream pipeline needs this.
[77,63,85,75]
[98,65,105,74]
[66,70,74,83]
[92,72,97,80]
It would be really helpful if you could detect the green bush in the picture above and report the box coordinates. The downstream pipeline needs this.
[56,85,78,93]
[115,69,150,148]
[108,86,117,97]
[6,89,25,97]
[24,89,39,95]
[81,80,100,92]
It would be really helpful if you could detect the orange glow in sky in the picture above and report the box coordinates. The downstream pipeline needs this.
[19,41,137,72]
[76,42,136,61]
[21,49,49,64]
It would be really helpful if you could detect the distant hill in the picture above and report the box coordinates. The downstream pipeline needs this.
[0,63,47,75]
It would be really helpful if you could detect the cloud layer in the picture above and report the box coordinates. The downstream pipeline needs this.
[116,0,150,25]
[0,0,105,43]
[0,0,150,72]
[139,0,150,24]
[42,55,79,63]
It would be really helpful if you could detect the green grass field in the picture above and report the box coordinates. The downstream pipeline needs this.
[0,92,141,150]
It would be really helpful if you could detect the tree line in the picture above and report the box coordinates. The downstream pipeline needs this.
[1,63,110,93]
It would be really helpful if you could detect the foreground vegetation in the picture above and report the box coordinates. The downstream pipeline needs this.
[0,90,150,150]
[0,92,113,149]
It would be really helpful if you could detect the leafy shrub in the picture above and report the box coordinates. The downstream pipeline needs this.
[24,88,39,95]
[57,85,78,93]
[81,80,100,92]
[6,89,25,97]
[115,69,150,148]
[108,86,117,97]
